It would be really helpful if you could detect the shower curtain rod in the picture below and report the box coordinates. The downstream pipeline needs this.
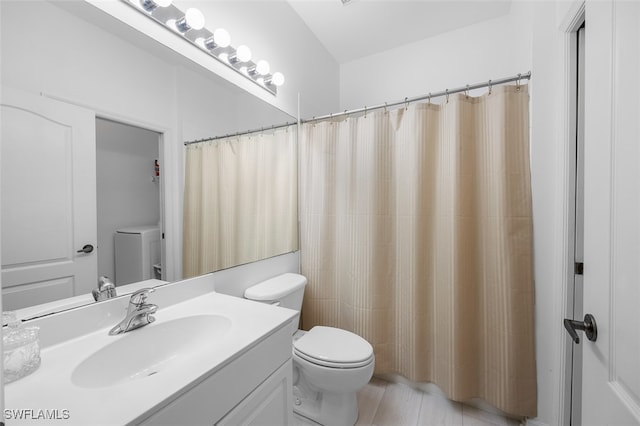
[183,71,530,146]
[305,71,531,123]
[184,121,297,146]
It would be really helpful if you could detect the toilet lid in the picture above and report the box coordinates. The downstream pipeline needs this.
[293,326,374,368]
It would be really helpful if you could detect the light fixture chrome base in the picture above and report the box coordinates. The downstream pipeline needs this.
[122,0,279,95]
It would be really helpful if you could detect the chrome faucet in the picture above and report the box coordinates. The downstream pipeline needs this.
[92,276,117,302]
[109,288,158,335]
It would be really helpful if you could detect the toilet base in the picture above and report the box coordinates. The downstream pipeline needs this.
[293,383,358,426]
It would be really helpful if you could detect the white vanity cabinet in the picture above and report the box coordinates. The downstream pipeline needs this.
[5,286,299,426]
[217,360,292,426]
[136,323,294,425]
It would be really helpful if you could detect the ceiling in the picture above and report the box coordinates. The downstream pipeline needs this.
[287,0,512,64]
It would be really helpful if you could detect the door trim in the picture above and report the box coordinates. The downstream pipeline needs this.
[39,91,180,282]
[558,2,586,425]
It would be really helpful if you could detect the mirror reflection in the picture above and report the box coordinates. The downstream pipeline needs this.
[0,0,297,319]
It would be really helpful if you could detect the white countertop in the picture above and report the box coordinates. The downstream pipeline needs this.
[5,291,297,425]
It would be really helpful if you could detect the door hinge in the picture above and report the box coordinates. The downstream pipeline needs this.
[574,262,584,275]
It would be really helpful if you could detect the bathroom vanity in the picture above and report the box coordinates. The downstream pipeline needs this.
[140,327,293,425]
[4,276,298,425]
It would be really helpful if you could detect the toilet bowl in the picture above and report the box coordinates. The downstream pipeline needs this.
[293,326,374,425]
[244,274,375,426]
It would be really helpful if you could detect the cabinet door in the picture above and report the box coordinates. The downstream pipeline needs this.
[217,360,293,426]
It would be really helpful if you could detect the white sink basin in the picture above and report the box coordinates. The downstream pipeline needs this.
[71,314,232,388]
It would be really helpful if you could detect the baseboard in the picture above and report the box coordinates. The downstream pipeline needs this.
[524,418,550,426]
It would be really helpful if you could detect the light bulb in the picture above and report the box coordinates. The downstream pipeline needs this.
[185,8,205,30]
[218,52,229,63]
[256,60,270,76]
[271,72,285,86]
[213,28,231,48]
[236,45,252,63]
[155,0,172,6]
[176,8,205,32]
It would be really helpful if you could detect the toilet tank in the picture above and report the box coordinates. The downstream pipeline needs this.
[244,273,307,311]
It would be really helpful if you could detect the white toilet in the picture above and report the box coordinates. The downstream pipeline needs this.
[244,273,374,426]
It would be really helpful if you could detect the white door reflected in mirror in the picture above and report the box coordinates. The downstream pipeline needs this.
[1,87,97,311]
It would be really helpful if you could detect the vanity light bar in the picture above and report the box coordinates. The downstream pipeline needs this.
[123,0,284,95]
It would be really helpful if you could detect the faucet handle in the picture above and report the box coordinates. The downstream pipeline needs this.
[129,288,155,306]
[98,276,113,289]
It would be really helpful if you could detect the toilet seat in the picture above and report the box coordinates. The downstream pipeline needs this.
[293,326,374,369]
[294,349,374,369]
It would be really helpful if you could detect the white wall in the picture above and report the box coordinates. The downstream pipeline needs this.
[339,2,533,111]
[96,118,160,282]
[175,65,295,143]
[529,4,572,426]
[338,3,577,426]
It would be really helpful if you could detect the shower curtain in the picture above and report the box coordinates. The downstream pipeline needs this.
[183,127,298,277]
[299,85,536,418]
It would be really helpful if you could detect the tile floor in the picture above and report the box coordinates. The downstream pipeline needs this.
[294,377,522,426]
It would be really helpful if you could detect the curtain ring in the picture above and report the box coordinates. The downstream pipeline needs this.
[465,84,470,98]
[364,106,367,118]
[428,93,432,104]
[384,102,388,114]
[516,73,522,91]
[404,97,408,110]
[488,79,493,95]
[445,89,449,103]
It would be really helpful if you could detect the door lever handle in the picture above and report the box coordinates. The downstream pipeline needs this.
[77,244,94,254]
[564,313,598,344]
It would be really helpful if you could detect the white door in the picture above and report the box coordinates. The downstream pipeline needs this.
[579,1,640,424]
[1,87,97,310]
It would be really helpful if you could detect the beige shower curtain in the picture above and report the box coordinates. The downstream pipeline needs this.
[299,85,536,418]
[183,127,298,277]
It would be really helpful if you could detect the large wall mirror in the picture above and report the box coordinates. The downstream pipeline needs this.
[0,0,298,319]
